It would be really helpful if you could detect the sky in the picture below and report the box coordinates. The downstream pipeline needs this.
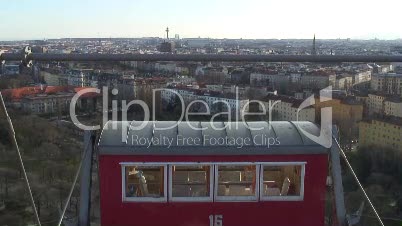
[0,0,401,41]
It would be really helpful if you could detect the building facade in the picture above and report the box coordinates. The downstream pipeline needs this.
[300,72,336,89]
[161,87,249,118]
[359,118,402,150]
[368,93,386,116]
[261,94,315,122]
[371,73,402,97]
[21,93,74,114]
[2,86,101,115]
[250,73,289,87]
[314,97,363,139]
[384,98,402,118]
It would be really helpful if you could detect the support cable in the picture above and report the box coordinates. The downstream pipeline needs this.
[57,134,92,226]
[333,137,385,226]
[0,92,41,226]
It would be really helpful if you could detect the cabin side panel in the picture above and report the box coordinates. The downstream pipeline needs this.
[99,154,328,226]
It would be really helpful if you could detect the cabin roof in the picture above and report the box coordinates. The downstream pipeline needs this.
[98,121,328,155]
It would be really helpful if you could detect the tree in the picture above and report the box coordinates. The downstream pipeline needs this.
[0,168,16,199]
[343,146,402,224]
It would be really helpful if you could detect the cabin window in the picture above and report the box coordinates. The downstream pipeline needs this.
[260,163,305,201]
[215,164,258,201]
[169,164,213,201]
[120,162,305,202]
[122,164,167,202]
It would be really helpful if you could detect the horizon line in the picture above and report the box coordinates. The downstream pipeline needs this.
[1,36,402,42]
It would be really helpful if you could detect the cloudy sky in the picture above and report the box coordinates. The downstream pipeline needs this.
[0,0,400,40]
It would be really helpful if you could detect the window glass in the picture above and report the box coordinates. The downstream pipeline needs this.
[262,165,302,197]
[217,165,256,196]
[125,166,164,198]
[171,165,211,197]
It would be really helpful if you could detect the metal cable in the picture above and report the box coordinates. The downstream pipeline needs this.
[2,52,402,62]
[57,135,92,226]
[333,137,385,226]
[0,92,42,226]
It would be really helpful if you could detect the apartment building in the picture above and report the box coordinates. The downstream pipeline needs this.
[371,73,402,97]
[359,117,402,150]
[384,98,402,118]
[314,96,363,139]
[368,93,386,116]
[260,94,315,122]
[2,86,101,115]
[161,87,249,118]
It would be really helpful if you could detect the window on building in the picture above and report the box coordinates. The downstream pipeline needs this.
[215,164,258,201]
[260,163,305,201]
[123,164,166,202]
[170,165,212,201]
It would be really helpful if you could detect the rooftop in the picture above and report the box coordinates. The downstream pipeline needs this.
[263,93,311,108]
[360,115,402,127]
[1,85,101,101]
[384,96,402,103]
[373,73,402,77]
[98,121,326,155]
[165,85,247,100]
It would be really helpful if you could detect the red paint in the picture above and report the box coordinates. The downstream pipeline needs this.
[99,154,328,226]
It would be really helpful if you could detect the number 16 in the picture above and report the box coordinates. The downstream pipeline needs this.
[209,214,223,226]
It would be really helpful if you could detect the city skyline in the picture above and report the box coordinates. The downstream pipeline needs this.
[1,0,402,41]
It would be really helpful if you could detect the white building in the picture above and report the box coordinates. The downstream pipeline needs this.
[154,62,177,73]
[161,88,249,118]
[371,73,402,97]
[66,69,97,87]
[368,93,386,115]
[299,72,336,89]
[249,73,289,87]
[171,76,196,85]
[260,95,315,122]
[353,70,371,84]
[335,75,353,90]
[384,98,402,118]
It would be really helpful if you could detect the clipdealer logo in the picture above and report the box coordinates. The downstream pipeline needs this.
[130,134,280,149]
[296,86,333,148]
[69,86,333,149]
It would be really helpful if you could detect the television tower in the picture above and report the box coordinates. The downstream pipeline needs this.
[166,27,169,40]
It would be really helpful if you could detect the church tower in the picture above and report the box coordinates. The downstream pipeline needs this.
[312,34,317,55]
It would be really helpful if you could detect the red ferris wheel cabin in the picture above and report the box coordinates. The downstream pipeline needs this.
[98,121,329,226]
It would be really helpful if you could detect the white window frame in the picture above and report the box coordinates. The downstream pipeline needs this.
[119,162,306,203]
[259,162,306,201]
[120,162,168,202]
[214,162,259,202]
[168,163,214,202]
